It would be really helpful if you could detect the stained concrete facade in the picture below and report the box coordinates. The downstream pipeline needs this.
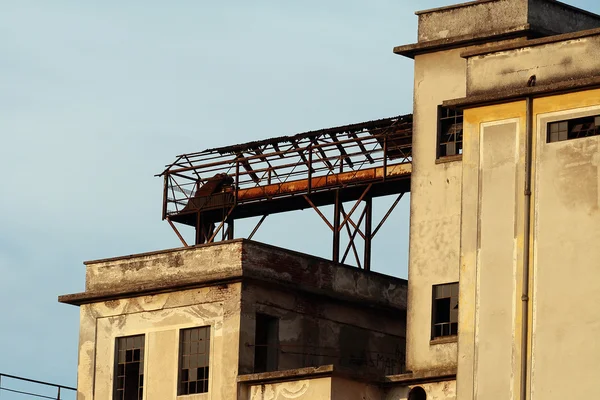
[60,240,407,400]
[392,1,600,399]
[60,1,600,399]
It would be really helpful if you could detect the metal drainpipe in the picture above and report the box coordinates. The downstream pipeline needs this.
[520,96,534,400]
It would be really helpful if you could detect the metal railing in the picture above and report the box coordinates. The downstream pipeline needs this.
[0,373,76,399]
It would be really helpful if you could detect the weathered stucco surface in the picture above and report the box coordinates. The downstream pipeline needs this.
[459,102,527,400]
[408,47,463,373]
[530,91,600,400]
[384,381,456,400]
[62,240,408,400]
[467,31,600,96]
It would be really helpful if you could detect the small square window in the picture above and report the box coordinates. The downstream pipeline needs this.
[437,106,463,158]
[178,326,210,395]
[432,282,459,339]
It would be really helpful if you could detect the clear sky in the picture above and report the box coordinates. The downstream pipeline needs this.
[1,0,598,396]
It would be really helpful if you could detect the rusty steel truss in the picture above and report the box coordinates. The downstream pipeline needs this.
[158,114,413,270]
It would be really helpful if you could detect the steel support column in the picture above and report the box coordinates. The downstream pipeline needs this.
[364,196,373,271]
[333,190,341,263]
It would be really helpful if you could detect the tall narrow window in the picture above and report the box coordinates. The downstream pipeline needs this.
[437,106,463,158]
[114,334,144,400]
[179,326,210,395]
[547,114,600,142]
[254,313,279,373]
[432,283,459,339]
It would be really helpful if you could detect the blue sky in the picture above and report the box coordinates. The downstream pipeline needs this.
[0,0,598,396]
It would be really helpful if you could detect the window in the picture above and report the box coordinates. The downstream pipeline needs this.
[547,115,600,143]
[408,386,427,400]
[432,283,459,339]
[178,327,210,395]
[114,335,144,400]
[254,314,279,373]
[437,106,463,158]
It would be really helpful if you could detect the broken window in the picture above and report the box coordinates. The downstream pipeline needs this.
[254,313,279,373]
[178,326,210,395]
[547,115,600,143]
[432,282,459,339]
[114,334,144,400]
[437,106,463,158]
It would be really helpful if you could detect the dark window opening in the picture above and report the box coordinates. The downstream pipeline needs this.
[438,106,463,158]
[432,282,459,339]
[178,326,210,395]
[547,115,600,143]
[254,313,279,373]
[408,386,427,400]
[114,334,144,400]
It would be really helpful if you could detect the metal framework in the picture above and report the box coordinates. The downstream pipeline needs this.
[158,114,413,270]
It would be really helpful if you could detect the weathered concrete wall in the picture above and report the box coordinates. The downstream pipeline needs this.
[417,0,529,42]
[246,377,332,400]
[530,91,600,399]
[466,31,600,96]
[459,102,527,400]
[84,241,243,293]
[384,381,456,400]
[408,47,464,372]
[241,241,407,310]
[417,0,600,43]
[330,377,381,400]
[240,282,405,376]
[76,284,242,400]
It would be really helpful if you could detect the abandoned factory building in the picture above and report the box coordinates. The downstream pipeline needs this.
[60,0,600,399]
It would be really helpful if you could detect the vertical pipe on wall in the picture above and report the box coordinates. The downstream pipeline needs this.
[520,97,534,400]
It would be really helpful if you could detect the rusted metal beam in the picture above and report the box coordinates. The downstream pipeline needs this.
[167,217,189,247]
[364,197,372,271]
[329,133,354,168]
[349,131,375,164]
[372,192,405,238]
[236,153,260,183]
[338,184,372,232]
[248,214,269,240]
[303,195,334,231]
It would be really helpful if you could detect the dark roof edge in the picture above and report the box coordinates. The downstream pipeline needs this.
[393,24,538,59]
[462,26,600,58]
[415,0,496,15]
[443,76,600,109]
[414,0,600,20]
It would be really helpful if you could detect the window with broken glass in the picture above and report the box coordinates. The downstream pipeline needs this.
[547,115,600,143]
[437,106,463,158]
[178,326,210,395]
[432,282,459,339]
[114,334,145,400]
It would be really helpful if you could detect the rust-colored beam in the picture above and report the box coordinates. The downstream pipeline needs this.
[167,217,189,247]
[329,133,354,168]
[303,195,334,231]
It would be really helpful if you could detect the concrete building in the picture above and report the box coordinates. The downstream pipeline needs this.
[60,0,600,399]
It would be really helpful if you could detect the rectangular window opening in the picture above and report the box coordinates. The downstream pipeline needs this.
[547,114,600,143]
[178,326,210,395]
[437,106,463,158]
[114,334,145,400]
[432,282,459,339]
[254,313,279,373]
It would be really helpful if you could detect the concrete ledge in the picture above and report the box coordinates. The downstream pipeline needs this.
[461,26,600,58]
[384,367,457,385]
[394,25,534,59]
[444,76,600,109]
[237,365,334,384]
[59,240,408,310]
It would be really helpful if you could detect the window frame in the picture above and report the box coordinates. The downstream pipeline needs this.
[547,114,600,143]
[177,326,211,396]
[113,334,145,400]
[253,313,279,373]
[431,282,459,340]
[437,105,464,160]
